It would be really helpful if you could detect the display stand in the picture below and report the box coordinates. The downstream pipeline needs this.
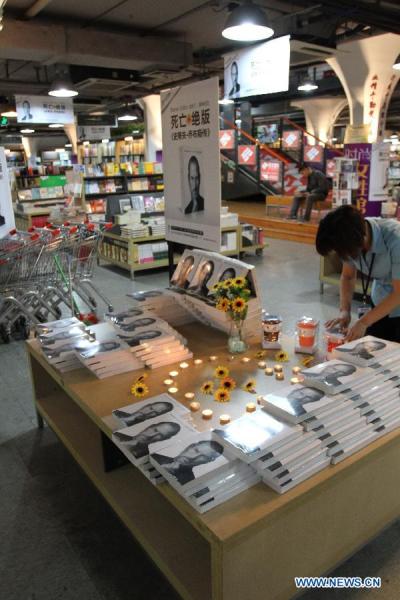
[27,326,400,600]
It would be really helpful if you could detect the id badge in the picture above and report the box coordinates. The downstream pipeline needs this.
[357,304,370,319]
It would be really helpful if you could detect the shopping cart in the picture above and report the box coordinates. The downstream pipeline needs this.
[0,223,113,342]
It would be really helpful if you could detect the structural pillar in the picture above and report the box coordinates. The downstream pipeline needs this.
[141,95,162,162]
[291,97,348,144]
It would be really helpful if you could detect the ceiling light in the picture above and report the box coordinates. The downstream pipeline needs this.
[393,54,400,71]
[222,1,274,42]
[48,123,64,128]
[133,130,140,134]
[297,80,318,92]
[390,133,398,139]
[219,97,234,105]
[20,128,35,134]
[55,148,65,152]
[65,143,72,147]
[331,137,337,142]
[118,113,138,121]
[124,136,133,142]
[48,78,78,98]
[83,141,90,146]
[101,138,109,143]
[1,110,17,118]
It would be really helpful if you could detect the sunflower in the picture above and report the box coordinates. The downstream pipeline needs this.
[301,356,314,367]
[215,365,229,379]
[214,388,231,403]
[275,350,289,362]
[131,381,149,398]
[201,380,214,395]
[211,282,221,292]
[221,376,236,391]
[244,379,256,392]
[232,276,246,287]
[255,350,267,359]
[231,297,247,313]
[222,278,234,289]
[216,298,230,312]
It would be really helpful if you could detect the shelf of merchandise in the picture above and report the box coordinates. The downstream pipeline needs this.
[14,210,52,229]
[319,254,371,295]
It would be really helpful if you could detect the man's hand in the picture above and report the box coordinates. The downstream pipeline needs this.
[325,310,351,332]
[345,319,368,342]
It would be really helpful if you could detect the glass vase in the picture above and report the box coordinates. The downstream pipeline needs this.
[228,319,248,354]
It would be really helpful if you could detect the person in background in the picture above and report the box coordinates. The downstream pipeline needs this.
[288,164,329,222]
[316,205,400,342]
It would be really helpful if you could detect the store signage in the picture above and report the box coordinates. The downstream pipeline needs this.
[326,159,336,178]
[161,77,221,251]
[77,114,117,127]
[260,160,280,183]
[369,142,390,202]
[0,147,15,238]
[304,144,324,164]
[77,125,111,141]
[282,130,301,150]
[345,143,372,215]
[238,145,256,166]
[224,35,290,99]
[219,129,235,150]
[15,94,74,124]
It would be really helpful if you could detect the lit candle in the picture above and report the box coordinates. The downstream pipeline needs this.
[290,377,300,385]
[257,395,264,405]
[179,362,189,369]
[202,409,213,420]
[292,366,301,375]
[184,392,195,399]
[275,372,284,381]
[168,386,178,394]
[189,401,201,412]
[163,378,174,385]
[241,356,251,363]
[274,364,283,373]
[228,355,235,362]
[169,370,179,377]
[194,358,203,365]
[209,355,218,362]
[265,367,274,376]
[258,361,267,369]
[246,402,257,413]
[219,414,231,425]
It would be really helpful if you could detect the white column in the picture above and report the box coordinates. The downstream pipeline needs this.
[63,121,78,155]
[141,94,162,162]
[291,97,348,144]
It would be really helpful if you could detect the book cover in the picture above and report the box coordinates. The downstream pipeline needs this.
[301,360,376,395]
[261,384,342,424]
[112,394,188,428]
[333,335,400,367]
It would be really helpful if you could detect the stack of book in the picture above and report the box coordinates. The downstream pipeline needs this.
[112,395,194,486]
[36,317,92,372]
[150,430,260,512]
[120,223,149,239]
[212,411,329,494]
[127,290,195,326]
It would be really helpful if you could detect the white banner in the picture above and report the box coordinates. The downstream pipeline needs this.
[0,147,15,238]
[224,35,290,99]
[369,142,390,202]
[161,77,221,251]
[15,95,74,124]
[77,125,111,141]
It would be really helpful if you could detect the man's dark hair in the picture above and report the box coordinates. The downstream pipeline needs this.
[299,163,310,172]
[316,205,365,259]
[188,155,200,176]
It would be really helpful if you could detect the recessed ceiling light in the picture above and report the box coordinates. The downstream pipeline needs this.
[83,141,90,146]
[124,136,133,142]
[101,138,109,143]
[65,143,72,147]
[219,97,234,105]
[48,78,78,98]
[390,133,398,139]
[222,1,274,42]
[1,110,17,117]
[118,113,138,121]
[48,123,64,128]
[297,80,319,92]
[20,128,35,134]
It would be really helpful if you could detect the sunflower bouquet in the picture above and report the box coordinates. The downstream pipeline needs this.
[211,276,251,352]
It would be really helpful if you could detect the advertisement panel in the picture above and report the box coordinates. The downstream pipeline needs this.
[303,144,324,164]
[77,125,111,141]
[224,35,290,100]
[219,129,235,150]
[238,145,257,166]
[260,160,280,183]
[0,148,15,238]
[282,130,301,151]
[15,95,74,124]
[161,77,221,251]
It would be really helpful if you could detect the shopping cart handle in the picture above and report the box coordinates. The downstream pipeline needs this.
[51,229,61,237]
[104,222,113,230]
[9,229,17,235]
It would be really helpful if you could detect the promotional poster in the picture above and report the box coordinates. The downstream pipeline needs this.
[161,77,221,251]
[224,35,290,100]
[15,95,74,124]
[0,148,15,238]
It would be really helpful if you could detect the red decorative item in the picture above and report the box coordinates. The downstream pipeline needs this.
[238,145,256,165]
[303,144,324,163]
[282,130,301,150]
[219,130,235,150]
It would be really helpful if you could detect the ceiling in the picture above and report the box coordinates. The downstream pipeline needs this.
[0,0,399,133]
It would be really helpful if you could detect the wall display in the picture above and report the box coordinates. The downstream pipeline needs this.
[326,159,336,178]
[369,142,390,202]
[260,160,280,183]
[161,77,221,251]
[282,130,301,151]
[257,124,279,144]
[15,95,74,124]
[219,130,235,150]
[77,125,111,141]
[303,145,324,164]
[0,147,15,237]
[224,35,290,99]
[238,145,256,166]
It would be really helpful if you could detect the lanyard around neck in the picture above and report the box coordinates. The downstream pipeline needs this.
[359,252,376,303]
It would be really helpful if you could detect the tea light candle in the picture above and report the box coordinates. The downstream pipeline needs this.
[202,409,213,420]
[184,392,195,399]
[246,402,257,413]
[169,370,179,378]
[189,401,201,412]
[274,364,283,373]
[219,414,231,425]
[258,361,267,369]
[265,367,274,376]
[228,355,236,362]
[163,378,174,386]
[194,358,203,365]
[241,356,251,363]
[292,366,301,375]
[275,372,284,381]
[168,386,178,394]
[209,355,218,362]
[290,377,300,385]
[179,362,189,369]
[257,395,264,405]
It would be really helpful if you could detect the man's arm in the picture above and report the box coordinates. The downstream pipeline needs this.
[325,262,356,330]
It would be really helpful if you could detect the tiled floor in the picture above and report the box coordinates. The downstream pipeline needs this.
[1,238,399,600]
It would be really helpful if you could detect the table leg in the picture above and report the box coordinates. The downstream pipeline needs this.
[100,430,129,472]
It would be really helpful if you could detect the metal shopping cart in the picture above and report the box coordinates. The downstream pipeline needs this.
[0,223,113,342]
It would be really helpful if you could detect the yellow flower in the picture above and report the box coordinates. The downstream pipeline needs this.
[201,380,214,395]
[301,356,314,367]
[131,382,149,398]
[244,379,256,392]
[214,388,231,403]
[275,350,289,362]
[222,278,234,289]
[215,365,229,379]
[221,376,236,391]
[216,298,230,312]
[211,282,221,292]
[232,297,247,313]
[232,276,246,287]
[255,350,267,359]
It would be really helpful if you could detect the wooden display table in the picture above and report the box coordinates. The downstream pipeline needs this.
[27,324,400,600]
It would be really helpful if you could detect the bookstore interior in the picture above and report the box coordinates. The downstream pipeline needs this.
[1,2,400,600]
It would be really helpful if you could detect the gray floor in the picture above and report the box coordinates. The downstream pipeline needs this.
[1,239,399,600]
